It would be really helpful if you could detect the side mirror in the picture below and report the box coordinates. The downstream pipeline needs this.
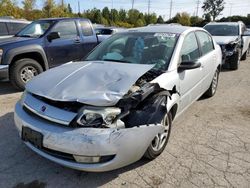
[242,31,250,36]
[178,61,201,72]
[47,32,60,42]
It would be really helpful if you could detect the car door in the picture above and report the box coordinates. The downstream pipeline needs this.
[78,20,98,58]
[45,20,82,67]
[178,32,203,112]
[195,31,216,92]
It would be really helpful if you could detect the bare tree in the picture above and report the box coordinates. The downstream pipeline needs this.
[202,0,225,21]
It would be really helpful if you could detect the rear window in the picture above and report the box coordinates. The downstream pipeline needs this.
[7,22,28,35]
[0,22,9,36]
[80,20,93,36]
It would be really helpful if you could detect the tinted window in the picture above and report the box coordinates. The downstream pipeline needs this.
[204,24,239,36]
[180,32,200,62]
[196,31,214,55]
[80,20,93,36]
[7,23,28,35]
[52,21,77,39]
[0,22,9,36]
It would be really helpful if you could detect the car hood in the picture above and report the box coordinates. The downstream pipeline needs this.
[213,36,238,45]
[0,36,34,46]
[26,61,154,106]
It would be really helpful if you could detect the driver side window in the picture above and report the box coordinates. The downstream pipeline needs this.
[180,32,200,62]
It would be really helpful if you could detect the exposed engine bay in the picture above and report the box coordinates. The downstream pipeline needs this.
[67,69,174,129]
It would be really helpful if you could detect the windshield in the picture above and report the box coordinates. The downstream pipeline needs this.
[16,20,54,38]
[86,32,178,71]
[204,24,239,36]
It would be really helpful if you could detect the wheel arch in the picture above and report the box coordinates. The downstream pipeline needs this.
[6,45,49,73]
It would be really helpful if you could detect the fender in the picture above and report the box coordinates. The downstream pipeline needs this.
[4,45,49,70]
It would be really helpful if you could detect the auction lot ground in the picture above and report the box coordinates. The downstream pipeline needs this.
[1,58,250,188]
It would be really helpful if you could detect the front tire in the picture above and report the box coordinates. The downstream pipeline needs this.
[144,113,172,159]
[10,58,43,90]
[230,52,240,70]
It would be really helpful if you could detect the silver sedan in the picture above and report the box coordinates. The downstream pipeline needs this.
[14,25,222,172]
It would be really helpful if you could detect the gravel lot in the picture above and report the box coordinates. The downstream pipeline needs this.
[1,58,250,188]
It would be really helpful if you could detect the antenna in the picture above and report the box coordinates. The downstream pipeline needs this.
[169,0,173,20]
[132,0,135,9]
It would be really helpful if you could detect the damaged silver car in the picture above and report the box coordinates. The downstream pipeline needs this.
[14,25,222,172]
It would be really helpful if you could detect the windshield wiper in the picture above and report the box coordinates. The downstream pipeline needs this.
[103,59,131,63]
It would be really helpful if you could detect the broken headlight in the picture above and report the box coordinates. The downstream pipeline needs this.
[77,107,121,128]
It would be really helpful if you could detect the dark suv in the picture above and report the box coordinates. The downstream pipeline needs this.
[0,18,99,89]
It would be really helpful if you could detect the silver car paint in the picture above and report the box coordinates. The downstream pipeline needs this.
[15,101,164,172]
[26,61,154,107]
[14,27,222,171]
[212,36,239,45]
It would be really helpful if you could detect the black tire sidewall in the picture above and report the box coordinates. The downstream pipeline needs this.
[10,58,43,90]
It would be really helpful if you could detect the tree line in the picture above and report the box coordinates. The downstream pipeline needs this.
[0,0,250,27]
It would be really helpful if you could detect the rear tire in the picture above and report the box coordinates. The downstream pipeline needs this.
[241,51,247,61]
[204,69,219,97]
[144,113,172,160]
[9,58,43,90]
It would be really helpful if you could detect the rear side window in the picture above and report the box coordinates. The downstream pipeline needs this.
[180,32,200,62]
[80,20,93,36]
[0,22,9,36]
[52,21,78,39]
[7,22,28,35]
[196,31,214,56]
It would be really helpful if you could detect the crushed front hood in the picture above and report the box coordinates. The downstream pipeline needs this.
[213,36,238,45]
[26,61,154,106]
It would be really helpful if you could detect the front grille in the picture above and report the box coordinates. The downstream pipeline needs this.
[32,94,84,113]
[41,147,76,162]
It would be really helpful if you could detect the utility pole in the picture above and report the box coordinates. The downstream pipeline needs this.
[169,0,173,20]
[196,0,200,17]
[147,0,150,14]
[132,0,135,9]
[78,1,80,14]
[229,3,232,17]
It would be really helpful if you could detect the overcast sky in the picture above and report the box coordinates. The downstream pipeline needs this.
[21,0,250,20]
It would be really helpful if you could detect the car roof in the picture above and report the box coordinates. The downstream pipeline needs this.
[127,24,192,34]
[205,22,240,26]
[38,17,90,22]
[0,18,30,23]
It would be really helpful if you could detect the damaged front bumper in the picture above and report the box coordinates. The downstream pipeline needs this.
[14,101,164,172]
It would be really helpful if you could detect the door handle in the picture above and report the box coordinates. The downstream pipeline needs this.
[74,39,81,44]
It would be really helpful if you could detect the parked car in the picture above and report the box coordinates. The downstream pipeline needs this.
[0,18,99,89]
[0,17,30,39]
[14,25,222,172]
[95,27,125,41]
[204,21,250,70]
